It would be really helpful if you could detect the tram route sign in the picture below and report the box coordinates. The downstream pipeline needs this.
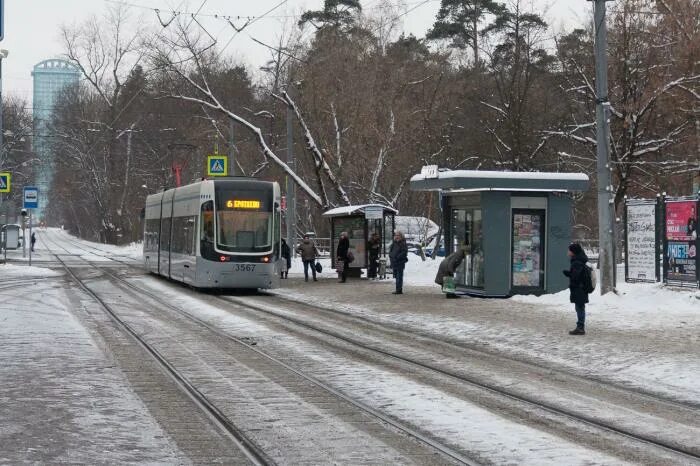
[23,186,38,209]
[0,172,10,193]
[207,155,228,177]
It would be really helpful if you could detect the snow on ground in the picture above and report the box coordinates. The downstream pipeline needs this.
[514,280,700,329]
[3,230,698,464]
[0,261,183,463]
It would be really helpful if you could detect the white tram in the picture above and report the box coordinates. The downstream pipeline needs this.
[144,178,282,289]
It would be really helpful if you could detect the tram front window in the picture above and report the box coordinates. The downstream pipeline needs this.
[217,211,273,253]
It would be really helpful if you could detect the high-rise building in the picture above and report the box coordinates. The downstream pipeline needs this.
[32,59,80,220]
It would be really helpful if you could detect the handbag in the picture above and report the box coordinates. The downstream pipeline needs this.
[315,261,323,273]
[442,276,456,294]
[347,251,355,263]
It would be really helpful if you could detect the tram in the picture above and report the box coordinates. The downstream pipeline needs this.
[144,177,282,289]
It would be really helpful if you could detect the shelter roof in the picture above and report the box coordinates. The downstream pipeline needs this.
[322,204,398,217]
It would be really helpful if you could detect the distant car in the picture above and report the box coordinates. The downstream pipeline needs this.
[424,242,446,257]
[406,241,423,256]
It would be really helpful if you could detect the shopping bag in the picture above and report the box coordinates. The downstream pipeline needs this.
[336,260,344,273]
[315,262,323,273]
[442,276,456,294]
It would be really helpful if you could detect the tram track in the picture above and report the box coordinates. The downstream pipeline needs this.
[46,231,700,413]
[39,231,700,463]
[42,231,474,465]
[214,292,700,464]
[41,234,274,466]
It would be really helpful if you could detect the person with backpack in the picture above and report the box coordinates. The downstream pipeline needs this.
[562,242,592,335]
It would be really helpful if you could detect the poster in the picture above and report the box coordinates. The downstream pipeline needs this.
[665,201,697,241]
[665,200,698,283]
[667,241,696,282]
[625,203,656,281]
[512,212,543,288]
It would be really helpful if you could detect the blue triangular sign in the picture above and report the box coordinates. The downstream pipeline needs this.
[212,160,223,172]
[0,177,6,189]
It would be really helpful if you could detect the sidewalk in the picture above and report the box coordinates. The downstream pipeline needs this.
[0,263,183,463]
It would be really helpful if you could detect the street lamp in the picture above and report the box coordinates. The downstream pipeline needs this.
[0,48,8,158]
[0,49,8,225]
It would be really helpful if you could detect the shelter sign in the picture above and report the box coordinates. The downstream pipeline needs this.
[23,186,38,209]
[207,155,228,177]
[364,206,383,220]
[0,172,10,193]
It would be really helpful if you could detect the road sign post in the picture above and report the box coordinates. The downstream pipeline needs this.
[23,187,38,265]
[207,155,228,177]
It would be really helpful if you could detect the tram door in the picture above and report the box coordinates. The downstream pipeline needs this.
[451,208,484,289]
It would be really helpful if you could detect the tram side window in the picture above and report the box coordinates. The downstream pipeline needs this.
[171,216,197,255]
[201,201,215,258]
[160,216,172,251]
[145,219,160,252]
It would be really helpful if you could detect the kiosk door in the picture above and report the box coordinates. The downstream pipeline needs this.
[511,209,546,293]
[451,208,484,289]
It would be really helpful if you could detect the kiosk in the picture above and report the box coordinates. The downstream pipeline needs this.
[411,169,590,296]
[323,204,397,277]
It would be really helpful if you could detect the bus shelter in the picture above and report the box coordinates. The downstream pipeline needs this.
[411,169,589,296]
[323,204,397,278]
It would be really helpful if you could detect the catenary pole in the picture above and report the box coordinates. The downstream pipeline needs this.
[229,118,235,176]
[593,0,616,294]
[286,87,296,254]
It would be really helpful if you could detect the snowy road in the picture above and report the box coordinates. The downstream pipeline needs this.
[1,228,699,465]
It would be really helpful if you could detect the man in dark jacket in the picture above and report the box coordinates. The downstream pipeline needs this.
[297,235,319,282]
[563,243,590,335]
[336,232,350,283]
[389,231,408,294]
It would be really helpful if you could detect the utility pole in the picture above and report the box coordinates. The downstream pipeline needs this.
[593,0,616,294]
[286,88,296,253]
[230,118,236,176]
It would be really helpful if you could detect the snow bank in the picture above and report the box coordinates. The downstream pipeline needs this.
[0,263,63,278]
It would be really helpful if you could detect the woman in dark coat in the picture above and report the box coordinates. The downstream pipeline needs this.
[281,238,291,279]
[367,233,381,279]
[562,243,590,335]
[336,232,350,283]
[389,231,408,294]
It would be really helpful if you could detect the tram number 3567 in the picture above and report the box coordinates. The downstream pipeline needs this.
[234,264,257,272]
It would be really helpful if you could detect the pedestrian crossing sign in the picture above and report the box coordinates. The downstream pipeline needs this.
[0,172,10,193]
[207,155,228,177]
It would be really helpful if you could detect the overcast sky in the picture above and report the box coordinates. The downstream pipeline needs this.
[2,0,591,103]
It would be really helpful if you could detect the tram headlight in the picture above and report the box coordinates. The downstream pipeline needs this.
[219,255,228,262]
[261,256,270,263]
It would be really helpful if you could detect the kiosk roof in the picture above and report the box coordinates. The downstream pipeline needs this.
[410,169,589,192]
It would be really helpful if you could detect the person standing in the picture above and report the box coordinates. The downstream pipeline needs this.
[563,243,590,335]
[30,232,37,252]
[336,231,350,283]
[367,232,381,280]
[389,231,408,294]
[297,234,319,282]
[280,238,291,279]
